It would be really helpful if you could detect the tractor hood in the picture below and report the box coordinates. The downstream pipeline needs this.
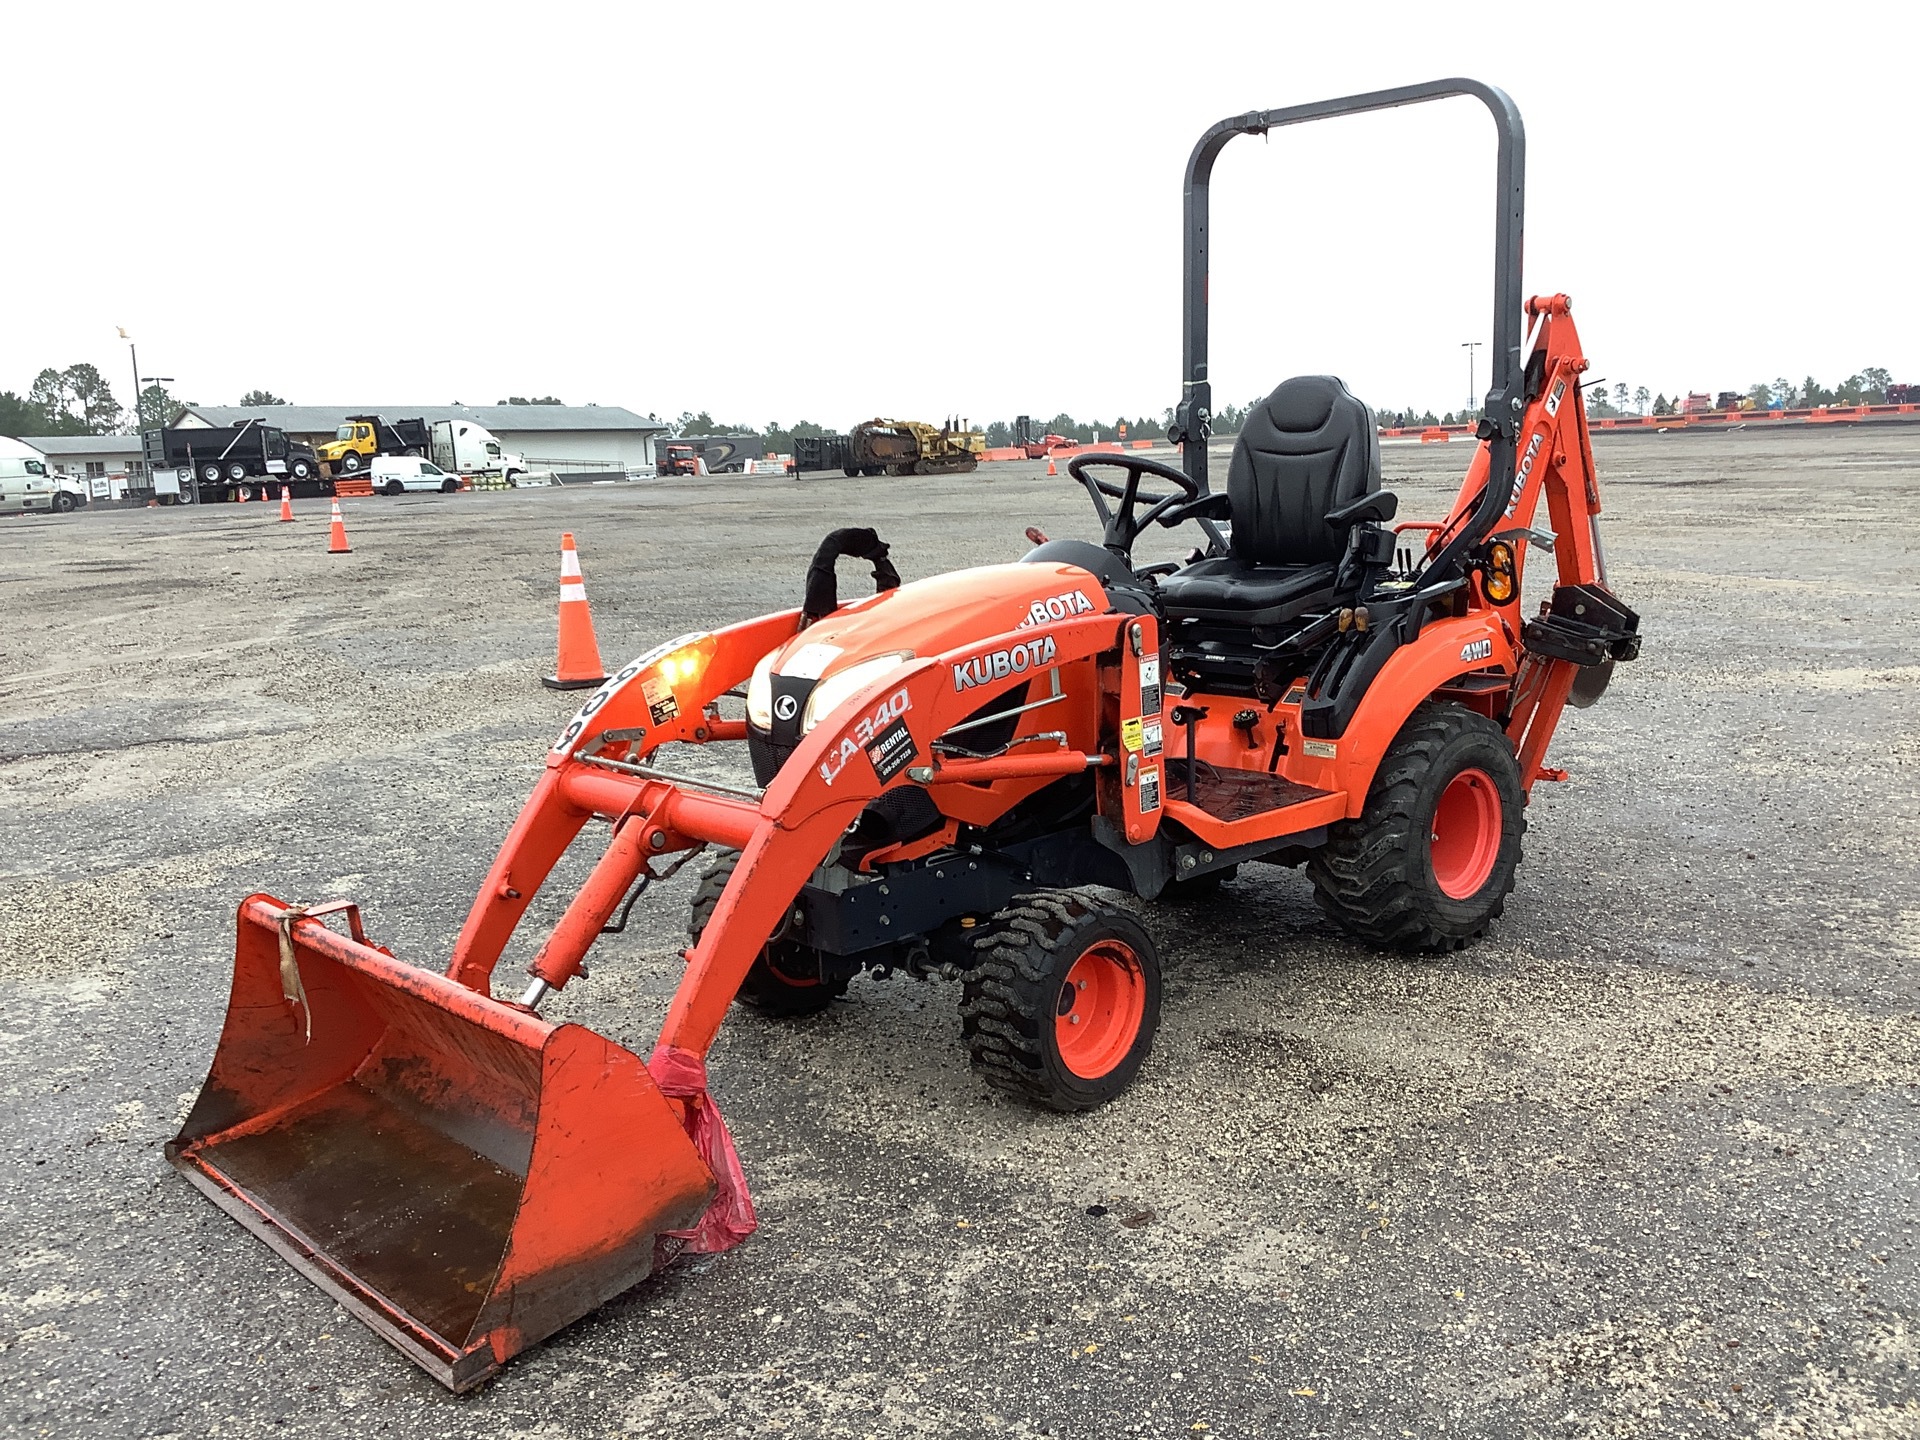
[778,562,1107,675]
[746,561,1115,756]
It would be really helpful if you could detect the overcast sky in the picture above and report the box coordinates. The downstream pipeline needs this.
[7,1,1915,430]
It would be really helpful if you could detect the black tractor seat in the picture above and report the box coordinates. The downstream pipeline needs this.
[1157,375,1396,689]
[1151,556,1339,625]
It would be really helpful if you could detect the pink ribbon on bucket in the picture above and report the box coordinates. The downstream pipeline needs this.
[648,1046,757,1254]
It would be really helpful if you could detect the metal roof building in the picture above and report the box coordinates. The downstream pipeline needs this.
[172,403,668,471]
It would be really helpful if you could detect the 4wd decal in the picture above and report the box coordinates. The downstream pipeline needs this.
[1460,638,1494,663]
[818,687,913,786]
[552,631,704,755]
[1016,589,1096,629]
[953,635,1057,691]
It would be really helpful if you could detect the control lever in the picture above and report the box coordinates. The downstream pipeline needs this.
[1169,705,1209,802]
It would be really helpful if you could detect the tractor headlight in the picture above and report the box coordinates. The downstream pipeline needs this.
[746,651,777,730]
[801,652,912,733]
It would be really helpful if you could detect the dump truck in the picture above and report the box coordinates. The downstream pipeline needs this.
[141,421,325,501]
[315,415,431,475]
[656,435,760,476]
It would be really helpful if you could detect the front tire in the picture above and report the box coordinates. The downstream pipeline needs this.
[961,892,1161,1112]
[689,855,847,1017]
[52,490,78,513]
[290,459,313,480]
[341,453,363,473]
[440,477,458,493]
[1307,703,1525,951]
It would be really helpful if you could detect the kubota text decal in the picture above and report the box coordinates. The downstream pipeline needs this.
[1016,590,1096,629]
[953,635,1058,691]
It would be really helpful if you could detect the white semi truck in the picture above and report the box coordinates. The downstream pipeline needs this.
[430,420,525,483]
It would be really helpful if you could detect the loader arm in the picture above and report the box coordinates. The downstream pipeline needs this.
[456,606,1145,1055]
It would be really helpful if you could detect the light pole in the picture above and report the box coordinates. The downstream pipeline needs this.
[1461,340,1483,420]
[118,327,140,434]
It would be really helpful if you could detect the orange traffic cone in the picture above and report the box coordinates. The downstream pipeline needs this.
[278,486,293,523]
[542,532,608,691]
[326,499,351,555]
[1045,454,1058,476]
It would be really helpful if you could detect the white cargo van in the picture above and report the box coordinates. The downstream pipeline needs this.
[370,455,462,495]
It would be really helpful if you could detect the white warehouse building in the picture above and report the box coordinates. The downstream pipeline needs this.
[171,403,668,473]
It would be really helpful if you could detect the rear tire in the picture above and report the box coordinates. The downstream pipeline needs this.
[961,892,1160,1112]
[385,479,405,496]
[689,855,846,1017]
[1307,703,1524,951]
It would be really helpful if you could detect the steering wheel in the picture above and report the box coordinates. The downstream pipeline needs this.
[1066,453,1204,558]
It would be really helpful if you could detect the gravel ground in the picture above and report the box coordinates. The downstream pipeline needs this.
[2,426,1916,1439]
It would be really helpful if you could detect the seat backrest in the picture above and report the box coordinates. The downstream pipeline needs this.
[1226,376,1380,567]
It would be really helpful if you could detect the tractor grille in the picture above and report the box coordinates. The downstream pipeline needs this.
[747,724,792,787]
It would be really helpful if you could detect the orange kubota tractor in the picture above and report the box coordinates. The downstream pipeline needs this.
[169,78,1639,1391]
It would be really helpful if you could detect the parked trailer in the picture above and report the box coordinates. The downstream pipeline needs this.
[141,422,327,502]
[657,435,761,476]
[791,433,854,474]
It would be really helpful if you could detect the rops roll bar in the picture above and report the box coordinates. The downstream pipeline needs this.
[1172,77,1526,582]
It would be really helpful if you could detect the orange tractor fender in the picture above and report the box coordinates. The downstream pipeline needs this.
[1324,611,1517,817]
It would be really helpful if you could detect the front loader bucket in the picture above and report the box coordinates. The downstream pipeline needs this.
[168,895,715,1392]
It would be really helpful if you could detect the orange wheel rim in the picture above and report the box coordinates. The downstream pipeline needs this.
[1430,767,1501,900]
[1054,940,1146,1080]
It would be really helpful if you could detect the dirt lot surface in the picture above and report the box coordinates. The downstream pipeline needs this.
[3,426,1916,1439]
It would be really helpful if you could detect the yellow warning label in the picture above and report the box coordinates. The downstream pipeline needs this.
[1121,717,1145,752]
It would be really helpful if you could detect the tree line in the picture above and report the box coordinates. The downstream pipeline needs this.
[0,364,289,437]
[1585,369,1898,419]
[667,404,1471,449]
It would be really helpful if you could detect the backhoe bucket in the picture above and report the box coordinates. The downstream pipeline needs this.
[167,895,715,1392]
